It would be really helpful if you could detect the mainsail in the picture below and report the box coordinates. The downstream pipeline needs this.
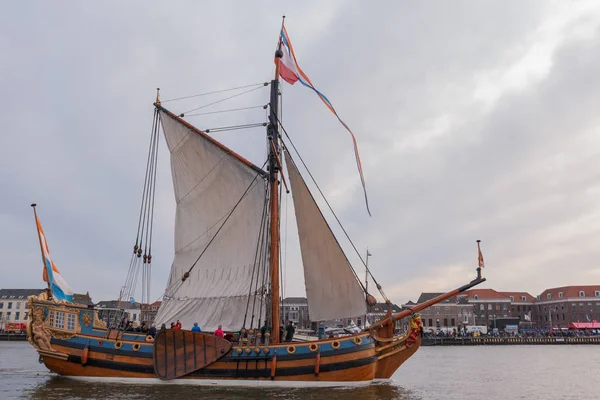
[285,154,367,321]
[154,107,268,331]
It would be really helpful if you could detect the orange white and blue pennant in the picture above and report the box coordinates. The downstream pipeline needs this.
[278,25,372,216]
[34,211,74,302]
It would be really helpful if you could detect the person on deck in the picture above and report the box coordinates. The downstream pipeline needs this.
[170,322,175,329]
[260,321,270,344]
[149,324,157,337]
[279,324,285,342]
[191,322,202,332]
[174,320,182,330]
[214,324,224,338]
[285,321,295,342]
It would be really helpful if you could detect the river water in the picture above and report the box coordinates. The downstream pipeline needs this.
[0,341,596,399]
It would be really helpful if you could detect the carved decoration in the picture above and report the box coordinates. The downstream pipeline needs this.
[94,314,107,329]
[81,312,93,327]
[30,307,53,351]
[49,328,75,340]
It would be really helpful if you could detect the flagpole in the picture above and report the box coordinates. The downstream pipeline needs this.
[31,203,53,300]
[476,240,482,279]
[364,247,369,328]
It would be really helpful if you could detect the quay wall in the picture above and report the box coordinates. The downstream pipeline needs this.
[0,333,27,341]
[422,336,600,346]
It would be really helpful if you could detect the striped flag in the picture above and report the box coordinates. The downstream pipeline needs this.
[277,25,371,216]
[34,209,74,302]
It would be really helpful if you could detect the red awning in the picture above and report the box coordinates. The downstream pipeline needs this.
[569,322,600,329]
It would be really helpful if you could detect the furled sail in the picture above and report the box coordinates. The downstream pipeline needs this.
[154,107,268,331]
[285,154,366,321]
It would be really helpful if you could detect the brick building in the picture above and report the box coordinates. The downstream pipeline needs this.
[460,289,512,328]
[141,301,162,325]
[281,297,311,329]
[499,291,536,325]
[415,293,474,331]
[533,285,600,328]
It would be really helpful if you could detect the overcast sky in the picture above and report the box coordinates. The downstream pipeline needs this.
[2,1,600,306]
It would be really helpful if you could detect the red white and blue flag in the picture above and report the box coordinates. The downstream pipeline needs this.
[35,211,74,302]
[278,25,371,216]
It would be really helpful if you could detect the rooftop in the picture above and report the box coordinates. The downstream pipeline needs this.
[0,289,45,299]
[499,291,536,302]
[538,285,600,300]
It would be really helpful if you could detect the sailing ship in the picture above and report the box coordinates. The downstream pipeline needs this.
[26,21,486,385]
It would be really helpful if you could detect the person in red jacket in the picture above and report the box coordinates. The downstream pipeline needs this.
[173,320,182,330]
[214,324,224,338]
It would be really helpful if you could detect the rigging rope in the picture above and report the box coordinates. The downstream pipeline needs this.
[274,112,389,302]
[185,105,266,117]
[161,83,268,103]
[181,85,268,115]
[111,108,161,330]
[205,122,267,133]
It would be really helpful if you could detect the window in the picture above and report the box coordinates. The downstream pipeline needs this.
[502,304,507,310]
[16,302,20,309]
[451,318,455,326]
[580,291,585,297]
[0,303,3,309]
[596,291,600,297]
[15,312,20,320]
[517,306,521,312]
[496,305,501,311]
[509,296,514,301]
[488,304,492,310]
[547,293,552,300]
[521,296,526,301]
[49,310,55,327]
[428,319,433,327]
[0,312,2,320]
[7,302,12,309]
[443,318,448,327]
[559,292,564,298]
[24,312,29,321]
[445,307,450,311]
[6,312,11,320]
[480,304,484,311]
[473,295,478,300]
[67,314,76,330]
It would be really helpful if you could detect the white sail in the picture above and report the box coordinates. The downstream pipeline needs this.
[154,108,268,331]
[285,155,367,321]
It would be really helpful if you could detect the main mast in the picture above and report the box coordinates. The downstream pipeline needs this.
[269,17,284,343]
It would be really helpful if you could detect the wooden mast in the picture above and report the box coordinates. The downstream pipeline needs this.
[269,16,285,343]
[31,203,53,299]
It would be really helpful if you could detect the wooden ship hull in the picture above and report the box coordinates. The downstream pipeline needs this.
[27,295,423,384]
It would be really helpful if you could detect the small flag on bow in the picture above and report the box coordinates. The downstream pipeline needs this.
[477,241,485,269]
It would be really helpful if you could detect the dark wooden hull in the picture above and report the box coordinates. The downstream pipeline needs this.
[27,297,420,384]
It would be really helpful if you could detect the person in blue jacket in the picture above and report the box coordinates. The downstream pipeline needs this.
[191,322,202,332]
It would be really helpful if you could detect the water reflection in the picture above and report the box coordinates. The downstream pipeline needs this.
[23,377,418,400]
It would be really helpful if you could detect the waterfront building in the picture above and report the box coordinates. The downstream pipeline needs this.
[141,301,162,325]
[280,297,310,329]
[534,285,600,329]
[0,289,45,329]
[412,293,474,332]
[96,300,142,324]
[460,289,512,329]
[499,291,536,327]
